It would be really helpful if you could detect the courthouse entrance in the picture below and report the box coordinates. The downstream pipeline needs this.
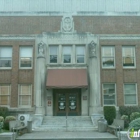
[53,89,81,116]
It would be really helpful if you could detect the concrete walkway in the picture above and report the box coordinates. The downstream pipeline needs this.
[16,131,118,140]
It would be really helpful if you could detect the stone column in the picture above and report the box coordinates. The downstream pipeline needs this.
[35,41,46,115]
[88,40,100,115]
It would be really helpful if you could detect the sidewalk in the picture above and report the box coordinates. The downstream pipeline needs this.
[16,131,118,140]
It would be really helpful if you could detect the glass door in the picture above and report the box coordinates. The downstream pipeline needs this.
[53,89,81,116]
[68,93,78,116]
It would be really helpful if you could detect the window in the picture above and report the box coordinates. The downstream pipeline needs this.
[49,46,58,63]
[102,46,115,68]
[20,46,32,68]
[124,84,137,105]
[103,84,116,105]
[0,47,12,68]
[76,46,85,63]
[122,46,135,67]
[0,85,11,105]
[18,84,32,107]
[63,46,72,63]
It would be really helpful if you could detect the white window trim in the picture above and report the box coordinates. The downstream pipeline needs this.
[122,46,136,69]
[0,46,12,69]
[76,46,86,64]
[0,84,11,106]
[49,46,58,64]
[62,46,72,64]
[102,83,116,106]
[18,84,32,108]
[19,46,33,69]
[101,46,115,69]
[123,83,138,106]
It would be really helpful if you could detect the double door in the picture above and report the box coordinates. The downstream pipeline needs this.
[54,89,81,116]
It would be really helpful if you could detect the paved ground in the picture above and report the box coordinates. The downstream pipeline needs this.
[16,131,118,140]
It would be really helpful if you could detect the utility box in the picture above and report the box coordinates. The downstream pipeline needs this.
[27,120,32,133]
[98,118,108,132]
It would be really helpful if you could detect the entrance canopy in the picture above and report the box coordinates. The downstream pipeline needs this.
[46,69,88,89]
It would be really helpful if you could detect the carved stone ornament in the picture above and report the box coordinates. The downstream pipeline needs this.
[61,16,74,33]
[38,41,45,56]
[88,40,96,57]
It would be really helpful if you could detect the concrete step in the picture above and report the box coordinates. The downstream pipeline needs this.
[34,116,97,132]
[16,131,118,140]
[33,126,97,132]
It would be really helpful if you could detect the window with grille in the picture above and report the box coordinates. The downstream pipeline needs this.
[124,84,137,105]
[122,46,135,67]
[0,47,12,68]
[63,46,72,63]
[102,46,115,68]
[20,46,32,68]
[0,85,11,106]
[49,46,58,63]
[76,46,85,63]
[18,84,32,107]
[103,84,116,105]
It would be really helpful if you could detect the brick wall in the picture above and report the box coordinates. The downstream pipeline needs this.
[100,40,140,106]
[0,41,35,108]
[0,16,140,34]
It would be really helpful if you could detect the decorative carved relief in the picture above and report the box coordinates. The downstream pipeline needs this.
[61,16,75,33]
[88,40,97,57]
[38,41,45,56]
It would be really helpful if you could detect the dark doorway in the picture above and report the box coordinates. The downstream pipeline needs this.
[53,89,81,116]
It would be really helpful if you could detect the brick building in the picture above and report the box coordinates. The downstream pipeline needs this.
[0,0,140,117]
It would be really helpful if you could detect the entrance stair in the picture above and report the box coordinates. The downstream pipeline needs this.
[33,116,97,132]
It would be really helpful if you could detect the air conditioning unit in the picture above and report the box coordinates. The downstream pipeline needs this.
[18,114,30,126]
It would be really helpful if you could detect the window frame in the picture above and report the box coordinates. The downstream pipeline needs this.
[76,46,85,64]
[101,46,115,69]
[49,46,58,64]
[123,83,137,106]
[62,46,72,64]
[122,46,136,68]
[18,84,32,108]
[0,46,12,69]
[0,84,11,106]
[102,83,116,106]
[19,46,33,69]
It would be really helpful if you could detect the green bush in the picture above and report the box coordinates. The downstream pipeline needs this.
[129,118,140,131]
[119,106,140,118]
[121,115,129,128]
[4,116,16,130]
[0,116,4,122]
[0,107,9,118]
[103,106,116,125]
[130,112,140,121]
[0,116,4,131]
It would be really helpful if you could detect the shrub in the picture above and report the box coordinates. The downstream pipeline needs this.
[119,106,140,118]
[129,118,140,131]
[130,112,140,121]
[0,116,4,131]
[103,106,116,125]
[4,116,16,130]
[0,107,9,118]
[121,115,129,128]
[0,116,4,122]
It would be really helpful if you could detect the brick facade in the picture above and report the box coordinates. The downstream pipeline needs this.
[0,16,140,35]
[0,41,35,110]
[0,15,140,114]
